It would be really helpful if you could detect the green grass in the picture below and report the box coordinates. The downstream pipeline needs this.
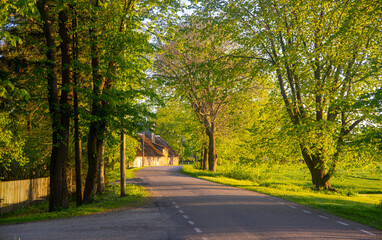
[181,163,382,230]
[0,167,149,225]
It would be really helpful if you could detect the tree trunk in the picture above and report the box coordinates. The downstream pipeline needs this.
[83,124,99,203]
[207,131,217,172]
[72,6,82,206]
[83,13,105,203]
[120,131,126,196]
[52,7,72,211]
[202,146,208,170]
[36,0,61,211]
[97,140,105,193]
[37,0,72,211]
[300,144,333,190]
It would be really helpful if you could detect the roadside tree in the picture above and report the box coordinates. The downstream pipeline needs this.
[219,0,382,189]
[155,19,256,171]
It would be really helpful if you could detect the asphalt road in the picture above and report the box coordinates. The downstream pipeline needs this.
[135,166,381,240]
[1,166,381,240]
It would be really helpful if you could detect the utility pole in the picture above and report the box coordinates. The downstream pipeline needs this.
[142,133,145,167]
[181,137,184,164]
[120,131,126,196]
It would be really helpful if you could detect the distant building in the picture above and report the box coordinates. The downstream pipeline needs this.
[131,131,179,167]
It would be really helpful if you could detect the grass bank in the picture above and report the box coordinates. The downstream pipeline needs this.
[181,163,382,230]
[0,167,148,225]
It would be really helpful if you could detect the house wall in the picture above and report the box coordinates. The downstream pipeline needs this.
[132,155,178,167]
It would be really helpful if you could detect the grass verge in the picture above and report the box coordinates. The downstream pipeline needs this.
[0,167,148,225]
[181,164,382,230]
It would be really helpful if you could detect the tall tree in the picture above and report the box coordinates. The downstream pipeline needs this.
[83,0,104,203]
[83,0,155,202]
[219,0,382,189]
[155,19,256,171]
[36,0,72,210]
[71,3,82,206]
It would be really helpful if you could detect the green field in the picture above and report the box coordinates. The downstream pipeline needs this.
[181,163,382,230]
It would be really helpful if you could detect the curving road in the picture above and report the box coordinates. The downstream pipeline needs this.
[0,166,381,240]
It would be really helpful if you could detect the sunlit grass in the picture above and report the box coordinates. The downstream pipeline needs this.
[0,168,149,225]
[181,163,382,230]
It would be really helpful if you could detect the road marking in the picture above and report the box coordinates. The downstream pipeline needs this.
[318,215,329,219]
[302,210,311,214]
[277,201,285,205]
[179,210,184,213]
[183,215,189,219]
[266,198,273,201]
[360,229,375,236]
[188,220,194,225]
[172,201,176,205]
[175,205,179,209]
[194,228,202,233]
[288,205,297,209]
[336,221,349,226]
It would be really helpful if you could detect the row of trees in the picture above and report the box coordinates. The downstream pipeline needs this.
[154,0,382,190]
[0,0,170,211]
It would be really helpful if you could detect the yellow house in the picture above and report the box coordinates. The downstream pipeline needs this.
[132,132,179,167]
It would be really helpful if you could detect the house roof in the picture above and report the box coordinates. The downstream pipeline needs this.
[155,136,179,157]
[136,133,179,158]
[136,134,164,157]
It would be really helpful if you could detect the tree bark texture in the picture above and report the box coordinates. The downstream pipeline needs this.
[97,141,106,193]
[37,0,71,211]
[72,6,82,206]
[300,145,332,190]
[207,130,217,172]
[83,23,105,203]
[202,147,208,170]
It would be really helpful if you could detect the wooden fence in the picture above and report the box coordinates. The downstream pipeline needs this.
[0,177,49,215]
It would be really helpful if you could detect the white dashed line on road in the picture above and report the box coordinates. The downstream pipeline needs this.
[277,201,285,205]
[175,205,179,209]
[183,215,189,219]
[172,201,176,205]
[179,210,184,213]
[194,228,202,233]
[318,215,329,219]
[336,221,349,226]
[188,221,194,225]
[302,210,311,214]
[360,229,375,236]
[288,205,297,209]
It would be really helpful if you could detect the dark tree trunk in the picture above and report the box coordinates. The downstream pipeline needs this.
[37,0,72,211]
[54,7,72,211]
[83,124,99,202]
[300,144,333,190]
[97,140,105,194]
[207,131,217,172]
[72,6,82,206]
[83,20,105,203]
